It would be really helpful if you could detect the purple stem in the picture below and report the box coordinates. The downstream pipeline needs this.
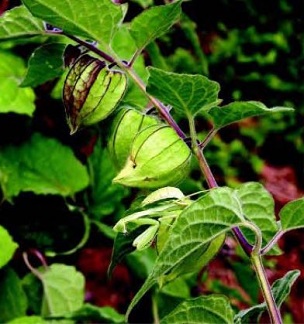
[63,33,115,63]
[56,31,252,256]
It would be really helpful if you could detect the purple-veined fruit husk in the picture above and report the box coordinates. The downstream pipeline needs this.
[63,53,127,134]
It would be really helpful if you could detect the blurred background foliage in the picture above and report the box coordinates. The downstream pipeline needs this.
[0,0,303,322]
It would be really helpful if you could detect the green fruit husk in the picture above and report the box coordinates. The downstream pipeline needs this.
[113,124,192,189]
[108,107,159,169]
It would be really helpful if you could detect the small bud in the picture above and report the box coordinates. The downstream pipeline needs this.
[63,54,127,134]
[113,124,192,189]
[108,106,159,169]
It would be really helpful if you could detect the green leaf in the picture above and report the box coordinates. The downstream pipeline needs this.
[271,270,300,308]
[87,141,128,219]
[280,197,304,231]
[92,221,116,240]
[161,295,234,324]
[0,133,89,200]
[40,264,85,317]
[160,276,191,299]
[8,316,47,324]
[146,67,220,117]
[126,187,244,319]
[129,0,182,52]
[22,0,126,48]
[234,270,300,323]
[0,50,35,116]
[22,272,43,315]
[161,234,226,284]
[208,101,294,129]
[57,303,125,323]
[20,42,66,87]
[0,226,18,268]
[109,226,147,277]
[125,247,157,280]
[232,261,259,303]
[0,6,44,40]
[234,182,279,246]
[0,268,27,322]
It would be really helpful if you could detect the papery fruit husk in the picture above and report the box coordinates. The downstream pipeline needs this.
[63,54,127,134]
[113,124,192,189]
[108,106,159,169]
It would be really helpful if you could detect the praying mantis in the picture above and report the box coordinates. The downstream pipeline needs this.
[113,187,196,251]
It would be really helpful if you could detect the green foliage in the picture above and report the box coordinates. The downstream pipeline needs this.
[0,0,303,323]
[0,133,89,200]
[0,5,44,39]
[0,226,18,268]
[56,303,125,323]
[22,0,126,48]
[20,43,66,87]
[8,316,46,324]
[0,50,35,115]
[208,101,294,130]
[125,186,245,317]
[129,0,182,52]
[161,295,234,324]
[40,264,85,317]
[146,67,220,117]
[280,198,304,232]
[0,268,28,322]
[86,140,129,220]
[234,270,300,323]
[234,182,278,246]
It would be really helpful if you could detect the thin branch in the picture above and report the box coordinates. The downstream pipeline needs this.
[22,250,48,281]
[261,230,285,256]
[199,127,218,149]
[63,33,116,63]
[128,49,143,68]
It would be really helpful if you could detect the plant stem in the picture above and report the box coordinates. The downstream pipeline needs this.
[188,116,218,188]
[194,145,253,254]
[188,117,253,255]
[122,67,187,139]
[261,230,284,256]
[64,36,278,321]
[251,253,283,324]
[189,135,281,322]
[64,33,116,63]
[22,250,48,281]
[199,127,217,149]
[152,293,160,324]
